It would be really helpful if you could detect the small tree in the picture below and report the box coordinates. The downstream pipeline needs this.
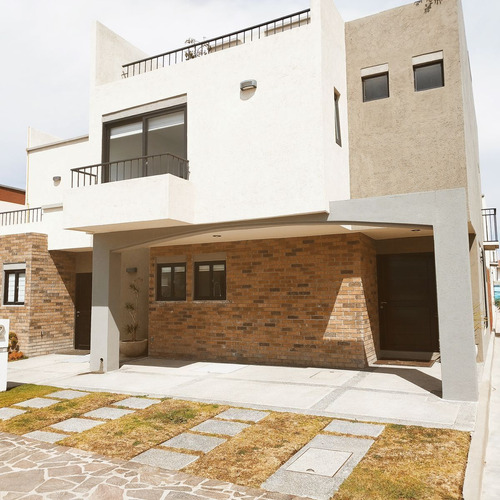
[414,0,442,13]
[124,279,141,342]
[184,38,212,60]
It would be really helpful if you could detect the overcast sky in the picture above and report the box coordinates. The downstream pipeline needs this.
[0,0,499,210]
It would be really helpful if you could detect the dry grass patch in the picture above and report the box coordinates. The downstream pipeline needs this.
[185,412,331,488]
[0,384,58,408]
[0,392,127,435]
[334,424,470,500]
[61,399,226,460]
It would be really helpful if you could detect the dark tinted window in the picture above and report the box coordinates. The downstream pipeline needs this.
[362,73,389,102]
[156,264,186,301]
[414,61,444,91]
[194,261,226,300]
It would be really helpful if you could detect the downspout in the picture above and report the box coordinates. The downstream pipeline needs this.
[25,126,30,208]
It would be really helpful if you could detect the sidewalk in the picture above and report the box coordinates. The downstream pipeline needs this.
[481,335,500,499]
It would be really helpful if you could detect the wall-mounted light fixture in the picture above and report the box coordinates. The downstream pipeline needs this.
[240,79,257,91]
[53,176,61,185]
[126,267,138,274]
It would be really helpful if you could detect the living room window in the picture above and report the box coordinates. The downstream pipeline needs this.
[362,73,389,102]
[414,61,444,92]
[156,263,186,301]
[3,264,26,305]
[194,261,226,300]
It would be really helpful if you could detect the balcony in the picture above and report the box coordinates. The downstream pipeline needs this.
[482,208,499,250]
[71,153,189,188]
[121,9,311,78]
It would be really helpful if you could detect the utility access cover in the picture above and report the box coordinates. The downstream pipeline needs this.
[286,448,352,477]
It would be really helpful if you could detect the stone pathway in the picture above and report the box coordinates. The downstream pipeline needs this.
[1,390,385,499]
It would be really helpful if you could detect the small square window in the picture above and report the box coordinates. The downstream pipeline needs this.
[362,73,389,102]
[194,261,226,300]
[334,90,342,146]
[3,267,26,305]
[156,263,186,301]
[414,61,444,92]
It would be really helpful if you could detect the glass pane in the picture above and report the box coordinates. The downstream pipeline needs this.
[415,62,444,91]
[196,265,211,298]
[160,267,172,300]
[363,73,389,102]
[212,267,226,299]
[173,268,186,300]
[17,272,25,303]
[147,111,186,160]
[109,120,142,163]
[6,274,15,302]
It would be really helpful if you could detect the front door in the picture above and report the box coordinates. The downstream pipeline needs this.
[377,253,439,352]
[75,273,92,350]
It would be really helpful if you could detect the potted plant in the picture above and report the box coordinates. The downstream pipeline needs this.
[119,279,148,358]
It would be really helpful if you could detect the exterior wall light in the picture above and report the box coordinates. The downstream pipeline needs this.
[213,235,222,238]
[240,80,257,91]
[126,267,138,273]
[53,176,61,185]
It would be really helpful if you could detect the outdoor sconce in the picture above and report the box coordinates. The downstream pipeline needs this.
[240,79,257,91]
[126,267,138,274]
[53,176,61,185]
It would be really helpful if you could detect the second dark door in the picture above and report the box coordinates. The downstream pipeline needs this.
[75,273,92,350]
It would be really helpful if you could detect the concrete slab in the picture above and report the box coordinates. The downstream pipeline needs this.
[15,398,59,409]
[286,448,352,477]
[24,431,68,444]
[112,397,159,409]
[0,407,26,420]
[354,369,442,395]
[51,418,105,433]
[83,407,135,420]
[326,389,460,426]
[161,433,226,453]
[47,390,90,400]
[190,363,246,374]
[217,408,269,422]
[191,419,249,436]
[324,420,385,438]
[263,434,374,500]
[131,448,199,470]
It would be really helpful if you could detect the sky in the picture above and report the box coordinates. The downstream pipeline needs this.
[0,0,499,209]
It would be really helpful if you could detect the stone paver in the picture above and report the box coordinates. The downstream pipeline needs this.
[83,407,135,420]
[51,417,105,433]
[161,433,226,453]
[217,408,269,423]
[23,430,69,444]
[47,389,90,400]
[113,397,160,410]
[14,397,59,409]
[0,407,26,420]
[131,448,199,470]
[263,434,374,500]
[0,432,296,499]
[324,419,385,438]
[191,419,250,436]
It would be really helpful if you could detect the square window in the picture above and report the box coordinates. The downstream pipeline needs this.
[156,263,186,301]
[3,267,26,305]
[414,61,444,92]
[362,73,389,102]
[194,261,226,300]
[334,90,342,146]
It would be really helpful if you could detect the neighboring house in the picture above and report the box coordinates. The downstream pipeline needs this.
[0,0,497,402]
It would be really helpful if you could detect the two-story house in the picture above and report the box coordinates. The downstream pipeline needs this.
[0,0,496,402]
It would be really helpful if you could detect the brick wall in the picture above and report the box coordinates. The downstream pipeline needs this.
[149,233,379,369]
[0,233,76,356]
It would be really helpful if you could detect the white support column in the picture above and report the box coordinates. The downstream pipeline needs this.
[90,234,122,372]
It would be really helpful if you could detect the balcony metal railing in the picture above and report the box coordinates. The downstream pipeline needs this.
[71,152,189,188]
[482,208,498,243]
[122,9,311,78]
[0,207,42,226]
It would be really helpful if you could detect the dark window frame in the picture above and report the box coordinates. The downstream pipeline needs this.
[334,89,342,146]
[3,269,25,306]
[413,60,444,92]
[156,263,187,302]
[194,261,226,301]
[362,72,390,102]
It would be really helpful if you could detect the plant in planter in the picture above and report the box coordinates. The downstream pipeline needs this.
[119,278,148,358]
[8,332,26,361]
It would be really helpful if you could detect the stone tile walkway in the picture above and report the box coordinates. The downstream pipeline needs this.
[0,432,305,499]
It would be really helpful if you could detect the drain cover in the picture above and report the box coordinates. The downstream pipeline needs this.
[286,448,352,477]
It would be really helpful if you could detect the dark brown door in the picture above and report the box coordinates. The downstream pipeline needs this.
[377,253,439,352]
[75,273,92,350]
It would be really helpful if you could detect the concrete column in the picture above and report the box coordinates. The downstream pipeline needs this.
[90,234,122,372]
[433,191,478,401]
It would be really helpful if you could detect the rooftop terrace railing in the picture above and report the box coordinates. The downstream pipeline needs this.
[0,207,42,226]
[482,208,498,243]
[122,9,311,78]
[71,152,189,188]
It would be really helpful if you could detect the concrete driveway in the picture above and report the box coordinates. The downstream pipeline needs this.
[7,354,477,430]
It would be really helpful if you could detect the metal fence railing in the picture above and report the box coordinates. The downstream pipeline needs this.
[0,207,42,226]
[482,208,498,242]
